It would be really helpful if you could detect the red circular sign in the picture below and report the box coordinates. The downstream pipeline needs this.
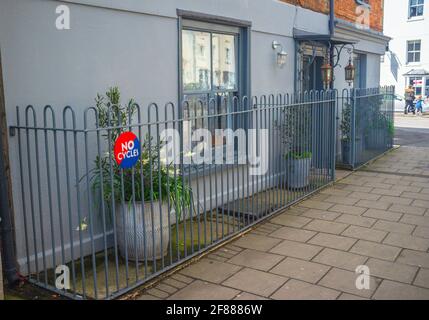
[114,132,140,169]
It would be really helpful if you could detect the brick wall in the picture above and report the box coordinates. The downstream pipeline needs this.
[280,0,329,14]
[280,0,384,32]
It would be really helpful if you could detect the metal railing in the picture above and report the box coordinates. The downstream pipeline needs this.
[8,90,337,299]
[336,86,395,169]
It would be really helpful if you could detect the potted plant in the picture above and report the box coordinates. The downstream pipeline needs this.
[90,87,192,261]
[276,105,312,189]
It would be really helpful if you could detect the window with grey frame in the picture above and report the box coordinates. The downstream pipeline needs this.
[407,40,421,63]
[181,26,239,149]
[409,0,424,18]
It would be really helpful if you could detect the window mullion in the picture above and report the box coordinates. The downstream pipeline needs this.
[210,32,214,95]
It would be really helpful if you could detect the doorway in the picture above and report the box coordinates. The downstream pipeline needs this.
[302,55,324,92]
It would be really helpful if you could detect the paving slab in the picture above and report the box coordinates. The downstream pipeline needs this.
[389,204,426,216]
[363,209,403,222]
[413,226,429,239]
[328,204,367,216]
[366,258,418,284]
[313,248,368,271]
[396,250,429,268]
[222,268,287,297]
[372,220,415,235]
[414,268,429,289]
[179,259,242,284]
[383,233,429,252]
[269,226,316,242]
[269,257,331,284]
[401,214,429,227]
[336,214,377,228]
[373,280,429,300]
[232,234,282,252]
[271,279,340,300]
[301,209,341,221]
[303,219,349,235]
[356,200,392,211]
[227,249,284,271]
[269,214,312,228]
[318,268,379,298]
[341,225,387,242]
[269,239,323,260]
[168,280,240,300]
[298,200,334,211]
[307,233,357,251]
[350,240,401,261]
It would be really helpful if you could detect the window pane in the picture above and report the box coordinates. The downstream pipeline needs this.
[416,86,422,95]
[415,52,421,62]
[418,0,424,5]
[415,41,421,51]
[408,42,414,51]
[182,30,211,91]
[408,52,414,62]
[411,0,417,5]
[212,34,237,90]
[417,5,424,15]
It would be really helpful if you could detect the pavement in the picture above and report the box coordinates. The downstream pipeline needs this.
[395,113,429,148]
[134,114,429,300]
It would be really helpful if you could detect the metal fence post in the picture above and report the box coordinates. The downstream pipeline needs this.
[331,90,337,181]
[350,88,357,169]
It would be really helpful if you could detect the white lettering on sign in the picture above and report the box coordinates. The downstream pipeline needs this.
[121,140,134,152]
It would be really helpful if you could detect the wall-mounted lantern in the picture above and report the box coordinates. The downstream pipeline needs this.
[321,61,333,87]
[272,41,288,68]
[344,57,356,86]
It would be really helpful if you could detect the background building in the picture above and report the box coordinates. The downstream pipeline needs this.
[381,0,428,110]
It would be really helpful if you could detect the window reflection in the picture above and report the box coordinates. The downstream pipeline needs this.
[212,33,237,90]
[182,30,211,91]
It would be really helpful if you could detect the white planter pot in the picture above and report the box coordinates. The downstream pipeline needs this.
[287,158,311,189]
[115,201,175,261]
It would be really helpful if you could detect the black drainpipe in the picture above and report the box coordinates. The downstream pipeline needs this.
[329,0,335,89]
[0,50,20,286]
[329,0,335,36]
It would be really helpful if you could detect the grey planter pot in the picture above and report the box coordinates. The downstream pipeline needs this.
[116,201,175,261]
[286,157,311,189]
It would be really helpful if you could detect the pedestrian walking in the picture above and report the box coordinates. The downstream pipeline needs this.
[404,85,415,114]
[416,96,423,115]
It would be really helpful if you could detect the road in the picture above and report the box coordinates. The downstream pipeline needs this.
[394,114,429,148]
